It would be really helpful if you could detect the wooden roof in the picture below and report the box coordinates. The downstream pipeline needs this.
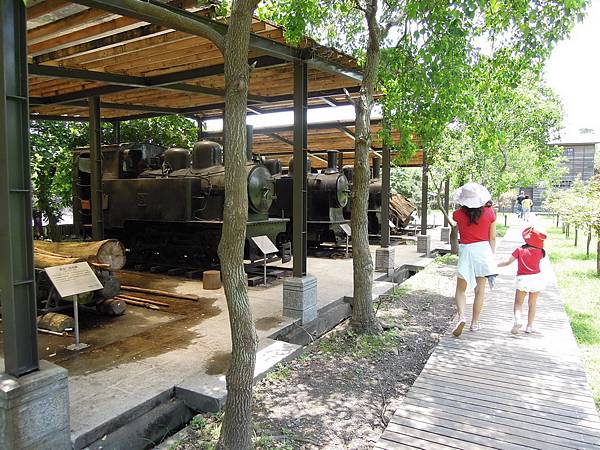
[26,0,363,122]
[205,121,424,169]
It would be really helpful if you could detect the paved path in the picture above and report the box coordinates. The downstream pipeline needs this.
[376,224,600,449]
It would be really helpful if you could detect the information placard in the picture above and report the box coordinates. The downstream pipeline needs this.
[44,262,103,298]
[340,223,352,236]
[251,235,279,255]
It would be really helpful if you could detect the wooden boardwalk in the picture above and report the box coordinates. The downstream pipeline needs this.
[376,225,600,449]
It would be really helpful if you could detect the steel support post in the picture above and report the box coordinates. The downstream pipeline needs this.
[196,117,204,141]
[292,60,308,277]
[381,143,391,248]
[0,0,39,376]
[113,120,120,144]
[443,178,450,227]
[420,150,428,235]
[89,96,104,240]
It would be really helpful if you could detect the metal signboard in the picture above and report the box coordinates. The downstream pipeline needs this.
[251,235,279,255]
[44,262,103,298]
[340,223,351,236]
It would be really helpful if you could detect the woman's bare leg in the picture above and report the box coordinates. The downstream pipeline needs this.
[527,292,539,328]
[472,277,487,324]
[455,277,468,319]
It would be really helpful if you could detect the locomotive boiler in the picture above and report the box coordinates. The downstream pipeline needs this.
[269,150,350,247]
[73,141,288,268]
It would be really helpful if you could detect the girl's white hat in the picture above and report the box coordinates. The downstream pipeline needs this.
[453,182,492,208]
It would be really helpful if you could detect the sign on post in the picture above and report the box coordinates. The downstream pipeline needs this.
[44,262,103,298]
[44,262,102,351]
[251,236,279,286]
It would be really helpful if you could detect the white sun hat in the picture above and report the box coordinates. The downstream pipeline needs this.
[453,182,492,208]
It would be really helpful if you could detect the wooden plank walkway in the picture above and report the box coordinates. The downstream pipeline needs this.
[376,225,600,449]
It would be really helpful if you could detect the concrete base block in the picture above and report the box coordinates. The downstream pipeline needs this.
[440,226,451,243]
[375,247,396,272]
[417,234,432,256]
[282,276,318,324]
[0,360,70,450]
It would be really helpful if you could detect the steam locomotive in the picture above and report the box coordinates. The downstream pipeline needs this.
[269,150,351,247]
[73,141,288,268]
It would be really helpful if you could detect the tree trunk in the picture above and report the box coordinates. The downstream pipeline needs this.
[350,0,382,335]
[450,224,459,255]
[574,228,578,247]
[217,1,259,449]
[34,239,125,270]
[587,227,592,257]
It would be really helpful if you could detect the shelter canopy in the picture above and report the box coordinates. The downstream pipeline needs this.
[27,0,362,122]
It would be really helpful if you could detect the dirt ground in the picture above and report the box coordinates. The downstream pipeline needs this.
[162,259,457,449]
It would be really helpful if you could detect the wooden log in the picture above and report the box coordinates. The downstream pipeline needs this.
[203,270,222,290]
[119,298,161,310]
[34,239,126,270]
[37,312,74,332]
[34,252,84,269]
[116,294,169,307]
[121,285,199,301]
[96,298,127,316]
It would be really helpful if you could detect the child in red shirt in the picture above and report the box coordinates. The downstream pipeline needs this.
[497,227,547,334]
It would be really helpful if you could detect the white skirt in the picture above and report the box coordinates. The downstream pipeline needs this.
[516,273,546,293]
[457,241,497,289]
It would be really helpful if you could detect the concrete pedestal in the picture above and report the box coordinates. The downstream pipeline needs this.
[375,247,396,272]
[440,227,451,243]
[417,234,431,256]
[1,360,70,450]
[283,276,318,324]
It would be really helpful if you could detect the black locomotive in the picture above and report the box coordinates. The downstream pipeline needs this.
[73,141,288,268]
[269,150,351,247]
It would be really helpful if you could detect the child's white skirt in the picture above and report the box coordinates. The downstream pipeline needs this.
[516,273,546,293]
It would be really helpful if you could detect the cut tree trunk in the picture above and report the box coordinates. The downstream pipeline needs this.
[450,224,459,255]
[350,0,382,335]
[34,252,85,269]
[34,239,125,270]
[216,1,259,448]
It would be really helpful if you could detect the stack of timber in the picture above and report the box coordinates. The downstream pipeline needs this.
[115,286,200,311]
[390,194,416,228]
[33,239,126,270]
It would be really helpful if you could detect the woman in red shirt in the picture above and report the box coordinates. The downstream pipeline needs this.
[498,227,547,334]
[450,183,497,337]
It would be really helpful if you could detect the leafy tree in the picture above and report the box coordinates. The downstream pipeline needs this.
[545,176,600,274]
[119,115,198,148]
[262,0,588,332]
[29,120,89,233]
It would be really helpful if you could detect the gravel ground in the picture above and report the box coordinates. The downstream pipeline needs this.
[161,259,457,450]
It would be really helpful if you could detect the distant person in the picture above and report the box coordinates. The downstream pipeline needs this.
[522,195,533,221]
[450,182,497,336]
[516,191,526,219]
[497,227,547,334]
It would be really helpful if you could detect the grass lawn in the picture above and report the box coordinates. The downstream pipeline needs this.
[541,218,600,411]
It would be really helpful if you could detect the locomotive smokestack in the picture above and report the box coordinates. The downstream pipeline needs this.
[324,150,339,174]
[246,124,253,162]
[372,157,381,179]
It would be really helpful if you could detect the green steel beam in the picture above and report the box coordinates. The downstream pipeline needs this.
[89,96,104,240]
[381,142,390,248]
[0,0,39,376]
[292,60,308,278]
